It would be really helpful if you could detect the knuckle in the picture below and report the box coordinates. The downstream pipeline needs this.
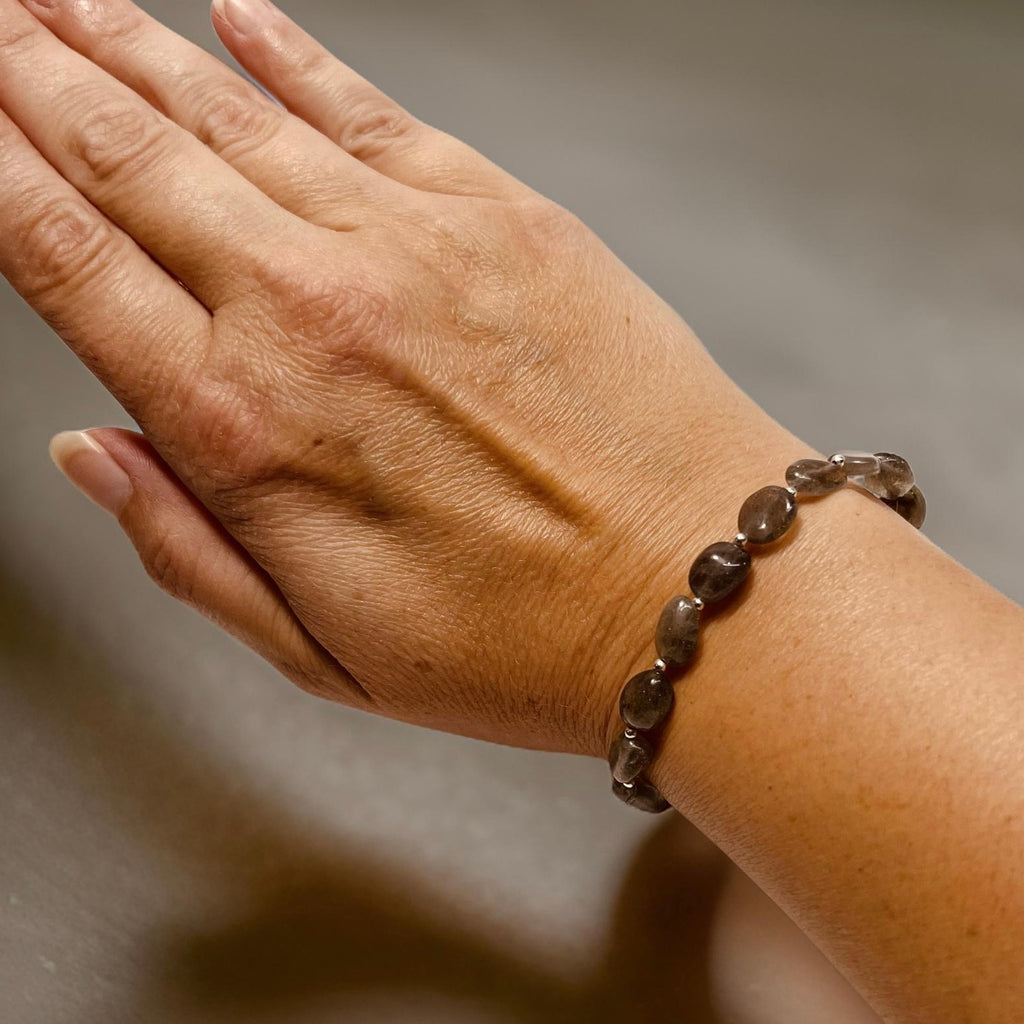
[69,95,172,185]
[175,373,277,498]
[164,260,402,512]
[267,34,326,79]
[505,196,591,259]
[486,197,597,307]
[404,205,490,278]
[168,355,318,517]
[189,79,282,156]
[139,530,196,604]
[0,20,39,54]
[337,95,416,161]
[254,244,395,350]
[15,195,122,304]
[180,288,397,505]
[80,0,146,44]
[275,268,398,371]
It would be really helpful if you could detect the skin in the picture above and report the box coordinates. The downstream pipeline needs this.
[0,0,1021,1021]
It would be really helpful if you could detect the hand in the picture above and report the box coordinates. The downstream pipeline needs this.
[0,0,793,756]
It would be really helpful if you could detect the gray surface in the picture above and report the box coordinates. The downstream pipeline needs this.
[1,0,1022,1021]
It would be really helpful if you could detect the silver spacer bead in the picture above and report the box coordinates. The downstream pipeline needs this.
[786,485,798,497]
[734,532,747,546]
[828,453,846,466]
[692,596,705,611]
[652,658,668,673]
[623,727,637,740]
[620,781,635,790]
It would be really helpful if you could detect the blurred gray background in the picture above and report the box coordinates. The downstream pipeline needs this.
[1,0,1022,1021]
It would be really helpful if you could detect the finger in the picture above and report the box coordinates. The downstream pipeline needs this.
[19,0,407,231]
[0,0,315,310]
[0,108,212,423]
[49,427,373,708]
[211,0,533,202]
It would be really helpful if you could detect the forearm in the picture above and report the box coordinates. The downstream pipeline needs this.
[646,436,1024,1023]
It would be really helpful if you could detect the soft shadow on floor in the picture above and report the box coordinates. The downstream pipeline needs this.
[0,567,728,1023]
[163,815,725,1023]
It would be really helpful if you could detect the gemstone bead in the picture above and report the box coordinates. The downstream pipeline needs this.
[618,669,675,731]
[612,777,671,814]
[862,452,915,500]
[786,458,846,496]
[688,541,751,603]
[830,451,881,476]
[883,485,926,529]
[738,485,797,544]
[608,731,654,784]
[654,596,700,668]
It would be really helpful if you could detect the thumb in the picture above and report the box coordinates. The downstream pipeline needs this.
[48,427,370,708]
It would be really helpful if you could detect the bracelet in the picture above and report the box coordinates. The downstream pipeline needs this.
[609,451,926,813]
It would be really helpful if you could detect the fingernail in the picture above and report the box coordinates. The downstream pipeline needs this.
[49,431,133,518]
[213,0,275,35]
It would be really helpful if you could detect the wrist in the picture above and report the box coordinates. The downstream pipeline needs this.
[584,356,816,759]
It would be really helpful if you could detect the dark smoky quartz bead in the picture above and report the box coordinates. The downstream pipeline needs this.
[688,541,751,603]
[829,451,881,476]
[882,485,926,529]
[654,596,700,668]
[785,458,846,496]
[608,731,654,784]
[737,485,797,544]
[862,452,915,500]
[618,669,674,731]
[611,777,672,814]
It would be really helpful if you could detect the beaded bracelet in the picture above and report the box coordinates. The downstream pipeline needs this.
[609,451,926,813]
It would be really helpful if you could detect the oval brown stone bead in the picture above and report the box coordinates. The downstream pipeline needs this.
[611,777,672,814]
[883,485,926,529]
[737,485,797,544]
[654,596,700,668]
[608,731,654,784]
[862,452,915,500]
[618,669,674,731]
[688,541,751,603]
[785,458,846,496]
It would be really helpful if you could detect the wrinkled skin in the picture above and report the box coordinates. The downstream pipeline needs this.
[0,0,791,757]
